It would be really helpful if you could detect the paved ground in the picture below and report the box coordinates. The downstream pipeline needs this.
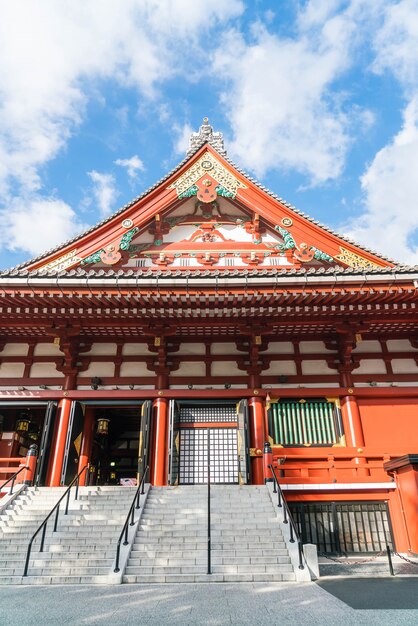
[0,580,418,626]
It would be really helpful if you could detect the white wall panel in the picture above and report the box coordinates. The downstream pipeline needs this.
[299,341,333,354]
[355,359,387,374]
[265,342,294,354]
[0,363,25,377]
[33,343,63,356]
[122,343,152,356]
[212,361,242,376]
[30,363,64,377]
[391,359,418,374]
[301,360,332,375]
[211,343,241,355]
[120,362,153,377]
[78,362,115,377]
[0,343,29,356]
[353,340,382,353]
[178,343,206,355]
[171,362,206,377]
[83,343,117,356]
[264,361,297,375]
[387,339,417,352]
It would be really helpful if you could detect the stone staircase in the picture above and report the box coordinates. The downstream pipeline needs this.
[0,485,136,584]
[123,484,297,583]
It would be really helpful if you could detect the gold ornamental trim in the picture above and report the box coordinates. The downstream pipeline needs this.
[334,246,384,270]
[38,249,82,273]
[168,152,246,197]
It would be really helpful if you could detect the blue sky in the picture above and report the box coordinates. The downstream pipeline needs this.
[1,0,418,270]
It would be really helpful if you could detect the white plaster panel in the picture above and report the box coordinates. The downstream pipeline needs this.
[217,225,253,242]
[170,225,197,241]
[82,343,117,356]
[122,343,151,356]
[265,342,294,354]
[264,361,297,375]
[211,343,241,355]
[0,363,25,377]
[299,341,333,354]
[33,343,63,356]
[301,360,333,375]
[78,362,115,377]
[391,359,418,374]
[178,343,206,355]
[120,362,152,377]
[30,363,64,378]
[387,339,418,352]
[211,361,242,376]
[0,343,29,356]
[171,362,206,377]
[354,359,387,374]
[353,340,382,353]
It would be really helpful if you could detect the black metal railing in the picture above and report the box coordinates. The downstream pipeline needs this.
[207,432,211,575]
[269,464,304,570]
[23,464,89,576]
[0,465,28,495]
[114,466,149,573]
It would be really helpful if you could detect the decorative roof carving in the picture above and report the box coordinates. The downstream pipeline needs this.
[168,151,246,198]
[187,118,226,157]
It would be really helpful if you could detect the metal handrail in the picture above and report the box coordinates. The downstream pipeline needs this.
[23,464,89,576]
[269,464,305,570]
[0,465,28,495]
[207,433,211,575]
[114,466,149,573]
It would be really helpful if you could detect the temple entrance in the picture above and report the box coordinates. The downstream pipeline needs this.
[0,401,57,486]
[87,401,151,486]
[168,400,251,485]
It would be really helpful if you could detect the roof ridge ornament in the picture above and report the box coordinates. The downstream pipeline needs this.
[187,117,226,157]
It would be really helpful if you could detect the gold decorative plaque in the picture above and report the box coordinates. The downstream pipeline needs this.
[168,152,247,198]
[38,249,82,272]
[334,246,384,270]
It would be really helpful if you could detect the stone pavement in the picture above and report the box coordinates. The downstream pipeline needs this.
[0,580,417,625]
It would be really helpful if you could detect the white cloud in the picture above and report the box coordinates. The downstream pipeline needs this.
[346,98,418,263]
[0,0,243,257]
[344,0,418,263]
[0,197,86,257]
[173,123,194,156]
[115,155,144,179]
[212,7,362,184]
[88,170,118,217]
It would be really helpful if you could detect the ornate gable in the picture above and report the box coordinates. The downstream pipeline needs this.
[24,119,392,275]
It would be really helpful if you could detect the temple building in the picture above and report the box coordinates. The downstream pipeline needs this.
[0,118,417,557]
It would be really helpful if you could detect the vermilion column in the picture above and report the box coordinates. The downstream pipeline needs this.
[384,455,418,553]
[48,398,73,486]
[151,397,169,486]
[339,369,368,476]
[249,396,265,485]
[78,407,95,486]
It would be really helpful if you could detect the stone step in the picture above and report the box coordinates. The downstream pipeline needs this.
[122,572,296,584]
[0,575,109,585]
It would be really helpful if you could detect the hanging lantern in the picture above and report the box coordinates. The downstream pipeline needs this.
[96,417,110,436]
[15,410,32,434]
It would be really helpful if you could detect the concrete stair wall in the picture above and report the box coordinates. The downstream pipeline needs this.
[123,484,302,583]
[0,485,137,585]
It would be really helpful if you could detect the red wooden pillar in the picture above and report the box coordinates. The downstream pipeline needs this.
[48,398,73,486]
[249,396,265,485]
[339,369,368,476]
[78,406,95,486]
[384,455,418,554]
[151,397,169,486]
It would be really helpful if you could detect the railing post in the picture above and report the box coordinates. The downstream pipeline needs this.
[23,444,38,486]
[387,544,395,576]
[40,523,47,552]
[65,487,71,515]
[207,431,211,575]
[54,505,60,532]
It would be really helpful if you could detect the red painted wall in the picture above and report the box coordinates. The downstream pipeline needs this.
[359,398,418,449]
